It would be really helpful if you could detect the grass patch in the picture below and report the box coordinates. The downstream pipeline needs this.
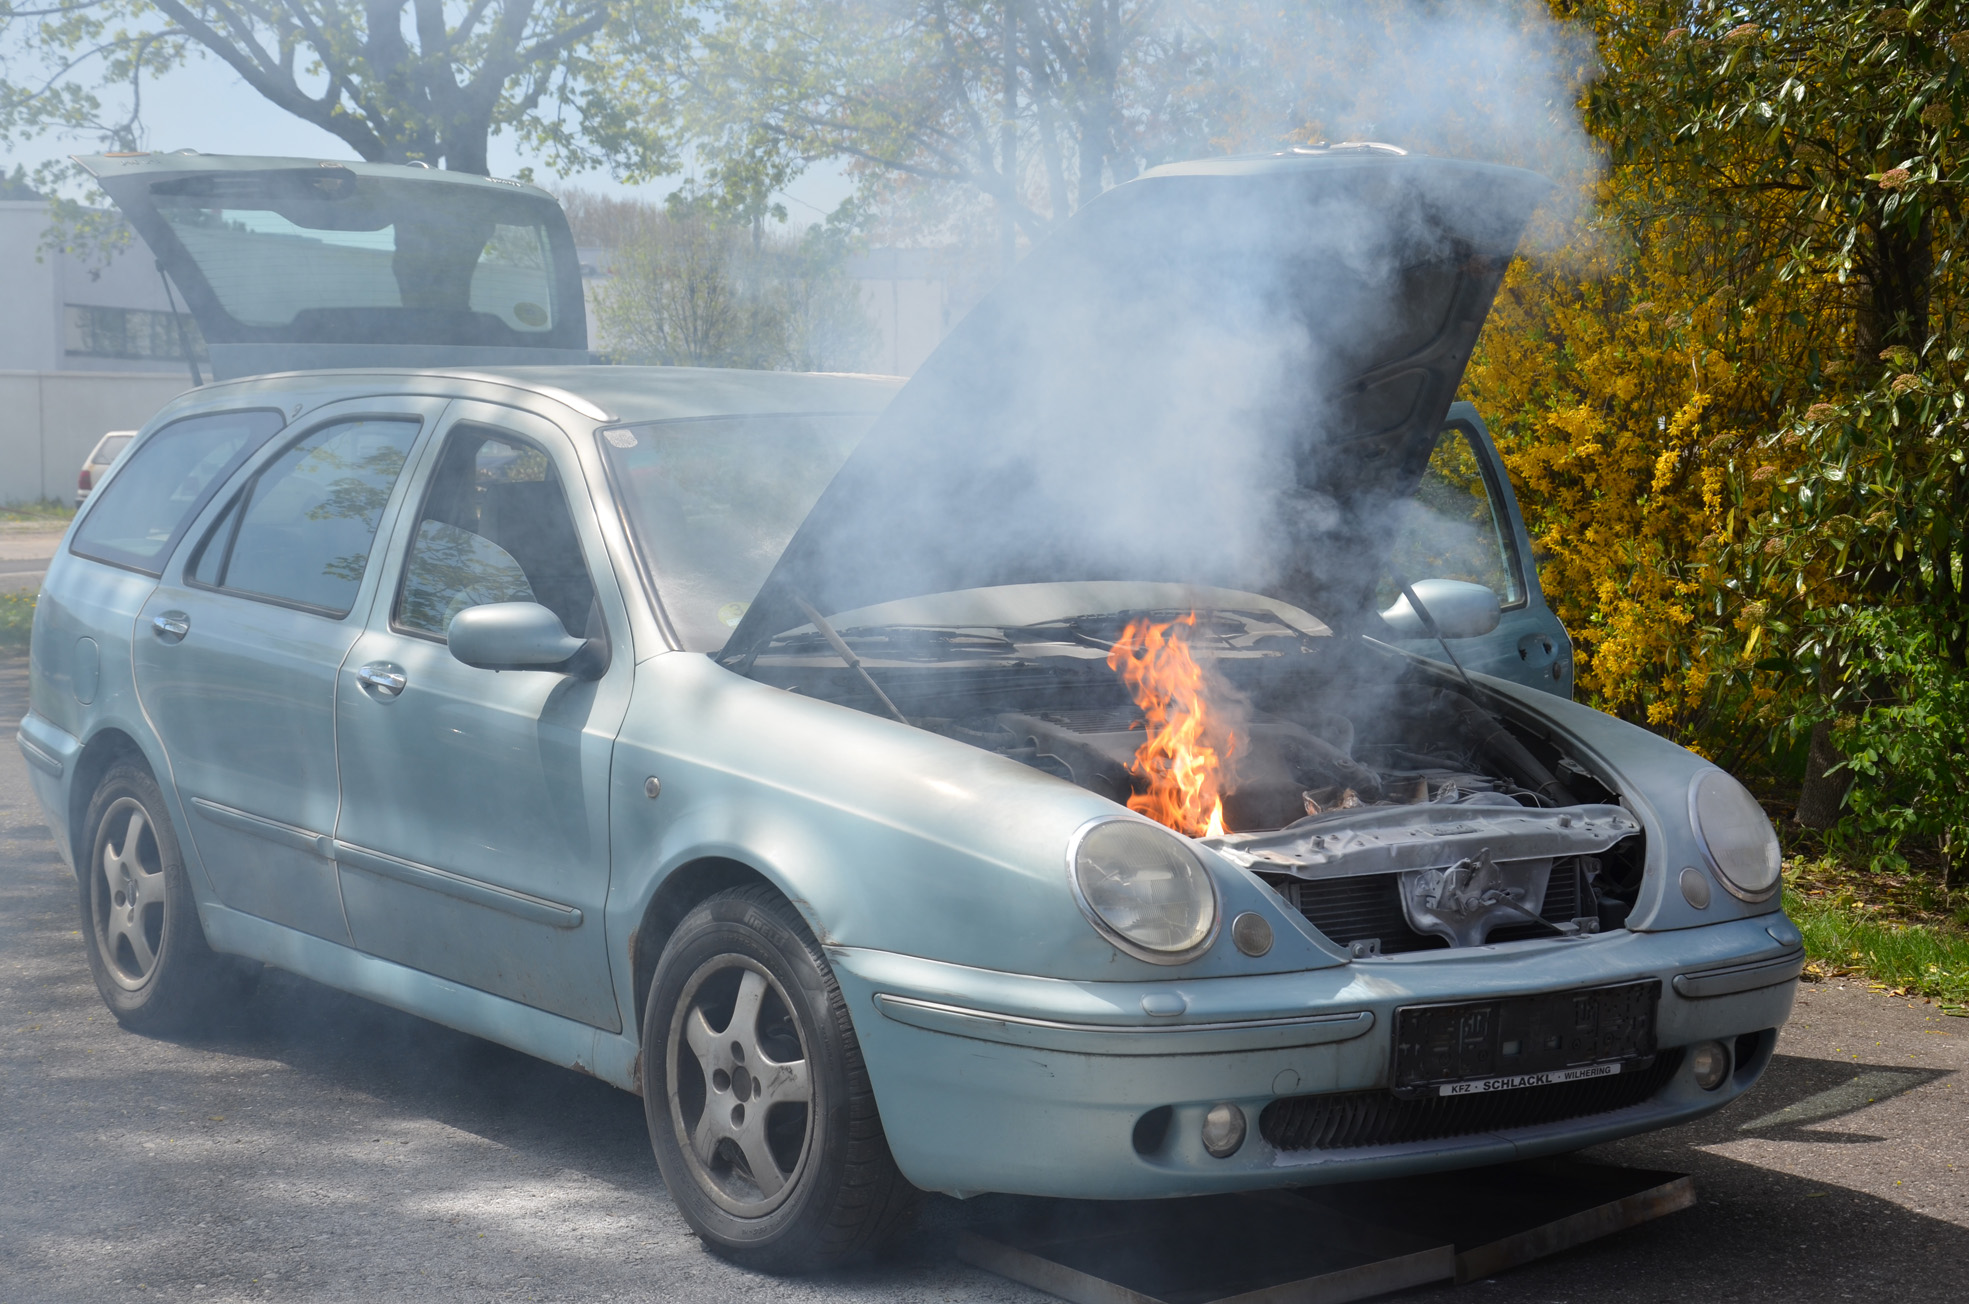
[0,592,32,649]
[1786,868,1969,1014]
[0,498,74,524]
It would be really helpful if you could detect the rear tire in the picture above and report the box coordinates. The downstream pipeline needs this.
[642,885,916,1271]
[78,762,233,1032]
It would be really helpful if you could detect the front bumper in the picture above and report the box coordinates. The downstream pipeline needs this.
[831,914,1799,1198]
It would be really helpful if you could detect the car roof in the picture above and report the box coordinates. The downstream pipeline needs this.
[171,364,905,426]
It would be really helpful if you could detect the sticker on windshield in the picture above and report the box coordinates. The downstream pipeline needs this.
[718,602,749,628]
[603,428,638,449]
[1439,1062,1621,1096]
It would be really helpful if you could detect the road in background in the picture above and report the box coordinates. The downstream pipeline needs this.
[0,524,65,595]
[2,650,1963,1302]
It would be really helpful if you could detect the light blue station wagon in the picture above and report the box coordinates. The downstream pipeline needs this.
[21,147,1802,1270]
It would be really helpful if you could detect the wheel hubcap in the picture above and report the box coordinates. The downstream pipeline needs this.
[93,798,165,990]
[666,957,813,1216]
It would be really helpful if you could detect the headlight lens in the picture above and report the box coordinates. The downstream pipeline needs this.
[1690,770,1781,901]
[1070,819,1218,962]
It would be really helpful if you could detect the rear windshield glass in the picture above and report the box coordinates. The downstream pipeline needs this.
[148,170,567,341]
[70,409,286,574]
[93,434,134,464]
[598,413,877,651]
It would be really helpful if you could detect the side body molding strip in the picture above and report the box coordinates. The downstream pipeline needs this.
[875,993,1375,1056]
[332,841,584,929]
[1671,948,1805,999]
[187,798,582,929]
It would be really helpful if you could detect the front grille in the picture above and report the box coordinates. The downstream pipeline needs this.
[1259,1048,1683,1152]
[1286,857,1591,953]
[1292,874,1443,954]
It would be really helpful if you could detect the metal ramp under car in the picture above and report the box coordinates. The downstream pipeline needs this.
[955,1159,1694,1304]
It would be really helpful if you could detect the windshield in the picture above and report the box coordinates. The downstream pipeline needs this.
[598,412,878,651]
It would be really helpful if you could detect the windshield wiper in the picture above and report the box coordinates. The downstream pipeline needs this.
[792,595,910,725]
[1392,575,1480,698]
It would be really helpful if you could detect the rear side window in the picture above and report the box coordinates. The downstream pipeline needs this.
[70,409,285,574]
[190,418,420,617]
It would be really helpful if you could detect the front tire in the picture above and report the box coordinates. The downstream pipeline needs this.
[642,885,915,1271]
[79,761,232,1032]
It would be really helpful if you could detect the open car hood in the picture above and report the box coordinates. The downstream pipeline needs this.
[78,153,588,379]
[725,148,1550,660]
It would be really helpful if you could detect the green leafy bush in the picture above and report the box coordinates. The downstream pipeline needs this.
[0,592,33,649]
[1826,606,1969,884]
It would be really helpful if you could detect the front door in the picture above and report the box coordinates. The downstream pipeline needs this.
[134,399,436,941]
[332,403,631,1030]
[1383,404,1574,696]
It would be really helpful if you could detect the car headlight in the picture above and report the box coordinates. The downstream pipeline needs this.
[1689,770,1781,902]
[1069,818,1219,963]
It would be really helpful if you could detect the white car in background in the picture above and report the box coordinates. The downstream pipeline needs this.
[75,430,136,507]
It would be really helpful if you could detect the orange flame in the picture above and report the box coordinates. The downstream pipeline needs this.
[1107,613,1236,838]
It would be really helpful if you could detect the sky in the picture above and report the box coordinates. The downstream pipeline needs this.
[0,55,855,227]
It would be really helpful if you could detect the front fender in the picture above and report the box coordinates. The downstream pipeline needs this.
[1476,675,1783,933]
[604,653,1343,1023]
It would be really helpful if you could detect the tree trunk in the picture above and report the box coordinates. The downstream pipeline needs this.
[1794,718,1848,829]
[1854,203,1932,360]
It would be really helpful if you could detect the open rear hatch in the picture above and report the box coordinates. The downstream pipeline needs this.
[78,153,588,379]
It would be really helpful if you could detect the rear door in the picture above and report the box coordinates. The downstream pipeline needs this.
[330,401,632,1029]
[1383,403,1573,695]
[133,397,438,941]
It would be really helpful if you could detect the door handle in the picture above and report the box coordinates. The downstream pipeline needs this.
[355,662,407,698]
[150,611,190,644]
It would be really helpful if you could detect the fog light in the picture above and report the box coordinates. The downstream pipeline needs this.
[1201,1102,1246,1158]
[1689,1040,1730,1090]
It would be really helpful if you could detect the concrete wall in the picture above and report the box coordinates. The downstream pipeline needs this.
[0,371,191,503]
[857,276,949,377]
[0,199,193,375]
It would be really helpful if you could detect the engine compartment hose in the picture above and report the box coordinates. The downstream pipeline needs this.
[1434,691,1576,807]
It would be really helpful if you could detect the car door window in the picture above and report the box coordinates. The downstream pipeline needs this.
[190,418,420,616]
[1383,425,1526,608]
[395,425,598,639]
[69,409,286,573]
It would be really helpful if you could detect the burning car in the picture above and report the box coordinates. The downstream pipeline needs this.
[21,147,1799,1271]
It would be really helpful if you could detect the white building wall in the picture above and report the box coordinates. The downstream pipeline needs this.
[0,200,202,503]
[0,371,191,503]
[857,277,948,377]
[0,198,194,375]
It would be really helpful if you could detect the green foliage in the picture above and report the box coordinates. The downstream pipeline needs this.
[648,1,1595,243]
[0,593,34,650]
[1822,606,1969,878]
[0,0,677,177]
[0,499,76,524]
[1787,881,1969,1011]
[590,199,877,372]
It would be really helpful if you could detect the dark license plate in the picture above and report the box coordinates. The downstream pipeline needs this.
[1392,980,1660,1096]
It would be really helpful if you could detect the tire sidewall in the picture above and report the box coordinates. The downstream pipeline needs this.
[78,762,205,1027]
[642,891,855,1259]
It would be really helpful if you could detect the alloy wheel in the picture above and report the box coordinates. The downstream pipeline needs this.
[92,798,167,989]
[665,956,814,1216]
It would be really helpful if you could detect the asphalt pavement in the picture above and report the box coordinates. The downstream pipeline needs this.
[2,648,1964,1303]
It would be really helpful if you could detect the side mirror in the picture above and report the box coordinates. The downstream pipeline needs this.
[448,602,594,674]
[1380,579,1502,641]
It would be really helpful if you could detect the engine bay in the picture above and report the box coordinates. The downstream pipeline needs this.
[745,605,1646,951]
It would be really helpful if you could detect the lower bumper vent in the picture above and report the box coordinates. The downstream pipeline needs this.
[1259,1048,1684,1152]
